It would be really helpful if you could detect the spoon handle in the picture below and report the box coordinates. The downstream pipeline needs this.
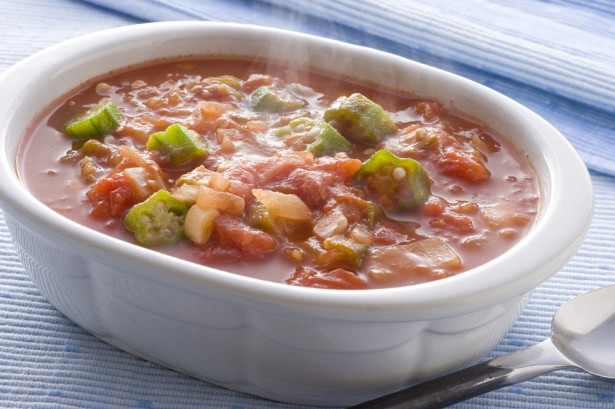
[349,339,573,409]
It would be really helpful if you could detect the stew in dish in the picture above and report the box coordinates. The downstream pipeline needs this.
[18,58,539,289]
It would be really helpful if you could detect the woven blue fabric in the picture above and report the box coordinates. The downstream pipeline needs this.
[1,1,614,408]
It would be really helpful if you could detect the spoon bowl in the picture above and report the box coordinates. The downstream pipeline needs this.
[552,285,615,379]
[352,284,615,408]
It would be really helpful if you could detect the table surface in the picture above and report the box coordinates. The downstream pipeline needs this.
[1,1,614,408]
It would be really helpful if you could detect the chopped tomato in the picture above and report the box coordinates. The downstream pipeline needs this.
[87,172,139,218]
[213,214,278,260]
[220,164,259,201]
[272,168,336,208]
[218,152,314,201]
[438,150,490,181]
[254,152,315,185]
[313,153,363,178]
[267,154,358,209]
[242,73,274,94]
[423,197,475,233]
[423,196,445,217]
[415,101,444,123]
[86,146,167,219]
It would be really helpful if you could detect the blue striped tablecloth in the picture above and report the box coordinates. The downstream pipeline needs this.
[1,1,614,408]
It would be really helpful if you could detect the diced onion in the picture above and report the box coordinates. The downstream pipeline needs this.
[177,165,231,192]
[172,184,199,204]
[123,167,158,201]
[199,101,234,119]
[348,224,374,246]
[196,185,245,216]
[480,205,531,228]
[405,237,461,270]
[208,172,232,192]
[219,133,235,153]
[184,205,219,244]
[313,209,348,239]
[252,189,312,221]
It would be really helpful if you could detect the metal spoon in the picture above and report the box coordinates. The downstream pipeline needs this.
[350,284,615,409]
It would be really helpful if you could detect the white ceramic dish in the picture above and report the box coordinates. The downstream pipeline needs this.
[0,22,593,406]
